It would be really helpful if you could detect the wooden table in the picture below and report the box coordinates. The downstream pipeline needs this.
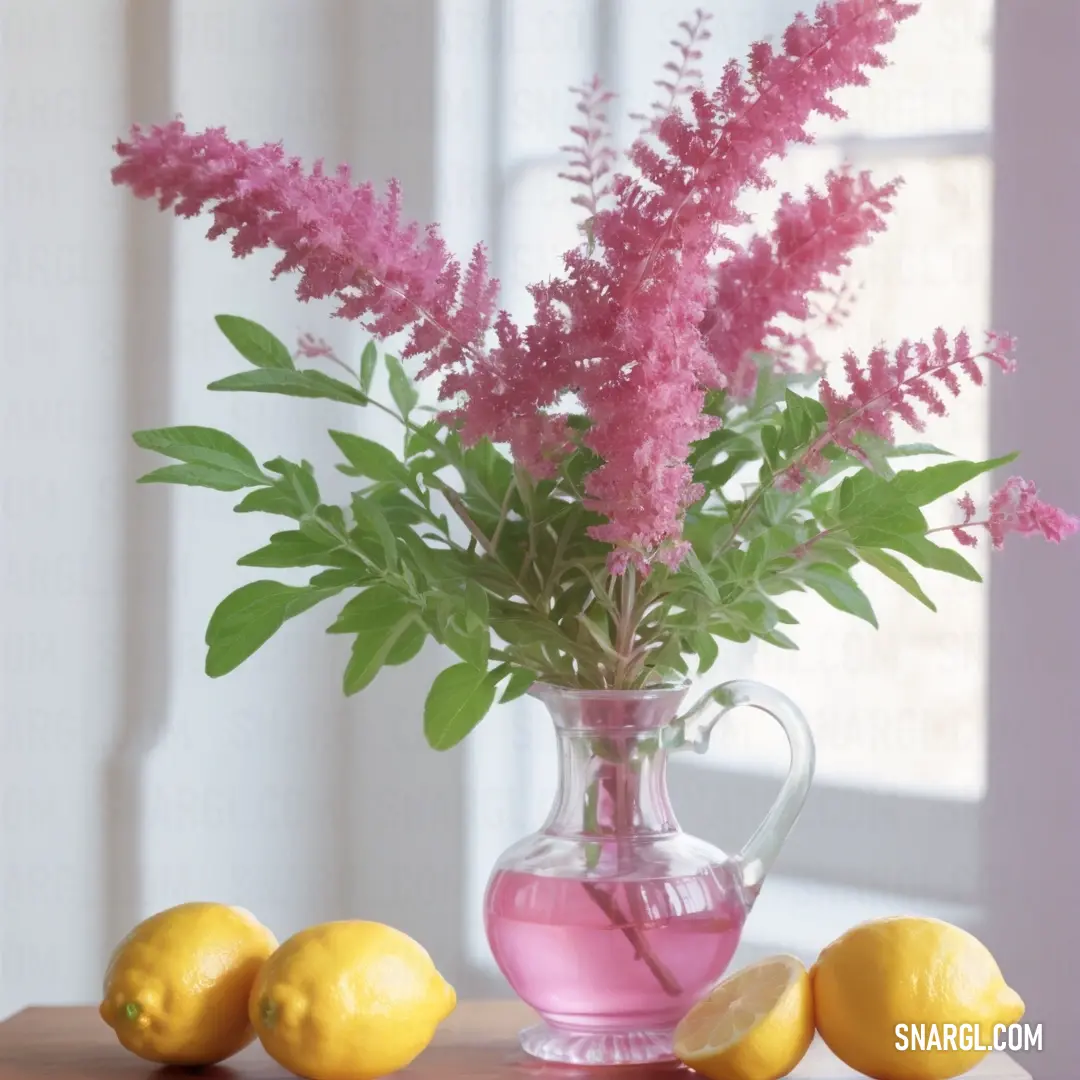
[0,1002,1030,1078]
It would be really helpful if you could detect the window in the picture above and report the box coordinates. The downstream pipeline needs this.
[455,0,996,976]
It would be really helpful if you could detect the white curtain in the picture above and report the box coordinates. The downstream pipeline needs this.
[2,5,1078,1075]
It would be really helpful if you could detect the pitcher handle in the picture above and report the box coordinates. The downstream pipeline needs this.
[664,679,815,893]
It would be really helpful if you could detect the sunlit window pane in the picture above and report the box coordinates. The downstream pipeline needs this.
[690,152,993,799]
[500,163,584,323]
[503,1,597,161]
[485,1,995,802]
[825,0,994,138]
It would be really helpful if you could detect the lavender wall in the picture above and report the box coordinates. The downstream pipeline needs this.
[986,3,1080,1075]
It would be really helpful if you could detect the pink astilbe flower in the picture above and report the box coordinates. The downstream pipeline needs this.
[295,332,337,361]
[952,492,980,547]
[505,412,575,481]
[700,169,900,395]
[112,121,500,374]
[558,0,918,563]
[952,479,1080,550]
[559,76,618,227]
[800,329,1016,477]
[112,2,922,574]
[772,280,862,374]
[631,8,714,134]
[808,279,861,335]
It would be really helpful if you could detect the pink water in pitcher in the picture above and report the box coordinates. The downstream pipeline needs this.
[483,679,815,1065]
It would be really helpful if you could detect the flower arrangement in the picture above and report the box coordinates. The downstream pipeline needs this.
[113,0,1076,751]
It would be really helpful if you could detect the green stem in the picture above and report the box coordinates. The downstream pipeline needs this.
[613,567,644,688]
[489,480,516,553]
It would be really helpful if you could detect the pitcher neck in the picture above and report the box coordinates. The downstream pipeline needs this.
[531,683,688,839]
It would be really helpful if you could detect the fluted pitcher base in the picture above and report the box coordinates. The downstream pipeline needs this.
[519,1021,677,1065]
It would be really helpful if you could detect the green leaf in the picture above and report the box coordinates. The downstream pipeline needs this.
[297,504,348,548]
[866,533,983,583]
[760,629,798,649]
[493,615,571,649]
[237,530,367,570]
[799,563,878,627]
[839,475,856,514]
[802,395,828,424]
[351,494,398,568]
[752,357,785,410]
[205,580,340,676]
[463,439,515,504]
[405,419,445,459]
[308,567,375,589]
[838,472,928,534]
[137,463,256,492]
[261,458,320,519]
[500,667,537,703]
[760,424,781,469]
[369,489,428,528]
[327,584,413,635]
[385,618,427,666]
[441,610,491,670]
[238,530,330,568]
[762,526,798,562]
[133,425,265,483]
[424,664,499,750]
[214,315,295,370]
[647,634,690,675]
[858,548,936,611]
[888,453,1019,507]
[886,442,953,458]
[782,389,813,448]
[396,529,455,586]
[208,368,368,406]
[710,621,752,644]
[695,453,756,490]
[359,341,379,396]
[731,597,775,634]
[343,618,414,694]
[742,535,768,578]
[684,550,721,605]
[385,354,420,419]
[329,430,410,485]
[234,485,303,519]
[464,580,490,625]
[692,630,719,674]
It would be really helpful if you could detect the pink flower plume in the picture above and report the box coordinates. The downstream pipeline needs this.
[952,479,1080,550]
[295,332,337,361]
[559,76,618,225]
[700,168,900,394]
[805,329,1016,474]
[631,8,715,134]
[117,3,995,576]
[111,120,500,374]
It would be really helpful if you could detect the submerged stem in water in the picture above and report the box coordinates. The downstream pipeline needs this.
[581,747,683,998]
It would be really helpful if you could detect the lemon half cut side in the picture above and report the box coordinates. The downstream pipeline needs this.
[674,954,814,1080]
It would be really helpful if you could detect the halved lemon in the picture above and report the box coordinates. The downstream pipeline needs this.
[673,955,814,1080]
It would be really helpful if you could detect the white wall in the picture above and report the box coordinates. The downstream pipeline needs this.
[2,0,131,1013]
[0,0,461,1017]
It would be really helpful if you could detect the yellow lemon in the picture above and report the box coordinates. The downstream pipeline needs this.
[812,916,1025,1080]
[250,920,457,1080]
[99,901,278,1065]
[674,955,814,1080]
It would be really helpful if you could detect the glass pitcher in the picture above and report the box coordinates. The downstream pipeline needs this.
[483,678,815,1066]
